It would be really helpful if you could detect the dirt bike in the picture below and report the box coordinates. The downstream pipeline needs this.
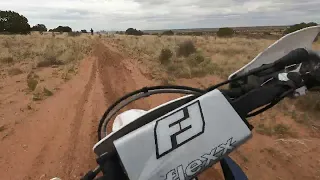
[81,26,320,180]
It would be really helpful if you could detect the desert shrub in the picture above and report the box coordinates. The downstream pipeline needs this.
[256,124,273,136]
[68,32,82,37]
[0,125,6,132]
[192,32,203,36]
[0,56,13,64]
[8,68,23,76]
[263,32,271,35]
[43,87,53,96]
[256,123,296,137]
[166,52,220,78]
[273,124,290,136]
[125,28,144,36]
[217,28,234,37]
[27,71,39,79]
[167,63,191,78]
[32,93,42,101]
[27,78,38,91]
[186,53,205,66]
[31,24,47,32]
[177,41,196,57]
[37,56,64,67]
[50,26,72,32]
[284,22,317,35]
[187,53,221,77]
[162,30,174,36]
[159,48,173,64]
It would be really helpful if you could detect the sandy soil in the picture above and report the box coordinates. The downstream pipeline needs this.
[1,40,320,180]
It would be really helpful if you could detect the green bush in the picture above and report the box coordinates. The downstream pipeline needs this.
[284,22,318,35]
[27,79,38,91]
[37,56,64,67]
[8,68,23,76]
[188,54,221,77]
[177,41,196,57]
[217,28,234,37]
[68,31,82,37]
[263,32,271,35]
[167,63,191,78]
[125,28,144,36]
[0,56,13,64]
[49,26,72,32]
[31,24,47,32]
[43,87,53,96]
[159,48,173,64]
[162,30,174,36]
[186,53,205,66]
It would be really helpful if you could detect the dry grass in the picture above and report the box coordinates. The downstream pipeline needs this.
[0,33,93,101]
[8,68,23,76]
[27,78,38,91]
[256,123,297,137]
[108,35,320,125]
[108,35,274,79]
[43,87,53,96]
[0,33,92,67]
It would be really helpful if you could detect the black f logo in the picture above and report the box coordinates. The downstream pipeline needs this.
[154,101,205,159]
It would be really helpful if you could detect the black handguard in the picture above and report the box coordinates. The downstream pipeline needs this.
[300,51,320,90]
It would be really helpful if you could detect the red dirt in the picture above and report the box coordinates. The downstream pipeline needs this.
[1,40,320,180]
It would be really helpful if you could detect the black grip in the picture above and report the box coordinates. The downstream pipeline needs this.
[273,48,309,68]
[231,85,289,118]
[81,170,98,180]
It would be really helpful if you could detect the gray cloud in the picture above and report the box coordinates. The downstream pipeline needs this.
[0,0,319,31]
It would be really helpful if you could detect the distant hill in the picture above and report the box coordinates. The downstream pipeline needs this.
[142,26,288,34]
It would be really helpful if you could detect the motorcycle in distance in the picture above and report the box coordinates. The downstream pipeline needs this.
[77,26,320,180]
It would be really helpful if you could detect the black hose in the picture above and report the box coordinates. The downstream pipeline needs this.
[97,86,204,140]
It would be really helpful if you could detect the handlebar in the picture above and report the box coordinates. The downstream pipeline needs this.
[83,48,320,180]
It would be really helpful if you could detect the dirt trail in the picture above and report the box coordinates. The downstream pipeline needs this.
[0,41,150,179]
[3,39,318,180]
[0,41,220,180]
[0,56,103,179]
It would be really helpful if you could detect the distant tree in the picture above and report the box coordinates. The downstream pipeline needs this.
[81,29,87,33]
[31,24,47,32]
[125,28,144,36]
[51,26,72,32]
[284,22,318,35]
[217,27,234,37]
[162,30,174,36]
[193,32,203,36]
[0,10,31,34]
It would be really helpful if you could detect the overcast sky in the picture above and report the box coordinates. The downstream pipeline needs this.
[1,0,319,31]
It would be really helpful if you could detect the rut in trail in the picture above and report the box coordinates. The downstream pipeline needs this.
[0,41,224,180]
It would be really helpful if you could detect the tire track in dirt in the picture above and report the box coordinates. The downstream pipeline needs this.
[61,58,97,176]
[93,41,225,180]
[23,58,100,180]
[0,57,105,180]
[0,40,224,180]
